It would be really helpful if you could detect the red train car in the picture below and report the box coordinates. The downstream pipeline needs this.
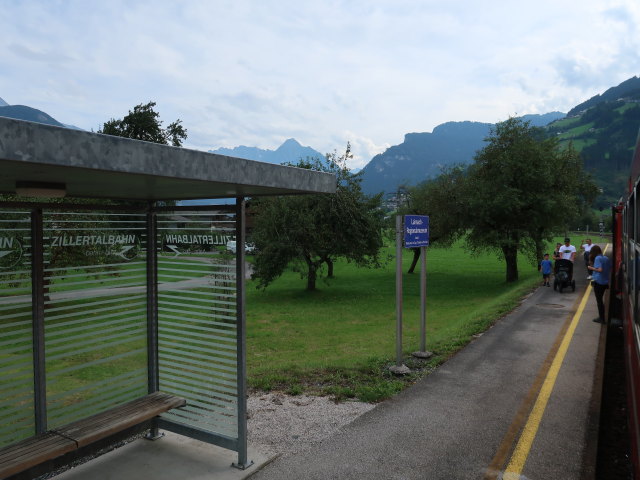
[612,125,640,477]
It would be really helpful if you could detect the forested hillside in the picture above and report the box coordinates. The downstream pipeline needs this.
[547,78,640,207]
[360,114,565,196]
[360,121,492,195]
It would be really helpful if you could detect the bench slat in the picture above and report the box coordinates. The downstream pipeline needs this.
[53,392,186,448]
[0,433,76,479]
[0,392,186,477]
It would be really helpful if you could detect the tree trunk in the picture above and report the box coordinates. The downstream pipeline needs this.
[304,255,319,291]
[325,257,334,278]
[306,263,317,290]
[535,242,544,269]
[407,248,420,274]
[502,244,519,282]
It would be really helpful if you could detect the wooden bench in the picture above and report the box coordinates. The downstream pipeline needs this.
[0,392,186,479]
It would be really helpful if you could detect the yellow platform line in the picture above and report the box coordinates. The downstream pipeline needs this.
[502,244,608,479]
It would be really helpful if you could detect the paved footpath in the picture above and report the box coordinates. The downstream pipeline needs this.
[249,259,604,480]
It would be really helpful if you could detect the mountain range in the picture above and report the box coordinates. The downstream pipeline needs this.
[359,112,566,195]
[209,138,324,166]
[0,103,65,127]
[2,77,639,206]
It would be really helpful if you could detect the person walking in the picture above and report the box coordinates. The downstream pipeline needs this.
[587,245,611,324]
[540,253,552,287]
[553,242,563,274]
[581,238,594,279]
[553,242,562,260]
[558,237,576,262]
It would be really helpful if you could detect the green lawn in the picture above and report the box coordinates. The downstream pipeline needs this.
[245,242,541,401]
[0,243,547,406]
[564,138,597,151]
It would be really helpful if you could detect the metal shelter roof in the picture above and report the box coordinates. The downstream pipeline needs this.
[0,116,336,201]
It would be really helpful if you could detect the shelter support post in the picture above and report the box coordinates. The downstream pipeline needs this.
[232,197,252,470]
[145,206,162,440]
[31,208,47,434]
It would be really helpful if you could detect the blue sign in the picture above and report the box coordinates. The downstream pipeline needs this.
[404,215,429,248]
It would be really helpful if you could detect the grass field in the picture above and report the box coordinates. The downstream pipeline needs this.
[244,241,542,401]
[549,116,582,129]
[0,240,549,408]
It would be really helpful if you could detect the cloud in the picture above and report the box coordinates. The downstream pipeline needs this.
[8,44,74,64]
[1,0,639,168]
[336,132,390,170]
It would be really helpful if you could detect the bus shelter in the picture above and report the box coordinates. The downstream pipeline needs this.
[0,117,335,475]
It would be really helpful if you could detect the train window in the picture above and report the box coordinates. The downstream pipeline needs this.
[623,202,636,296]
[630,241,636,301]
[629,191,640,240]
[624,208,629,244]
[630,192,636,241]
[635,244,640,327]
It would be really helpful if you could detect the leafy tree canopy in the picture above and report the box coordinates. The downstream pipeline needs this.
[408,117,597,282]
[251,144,385,291]
[98,101,187,147]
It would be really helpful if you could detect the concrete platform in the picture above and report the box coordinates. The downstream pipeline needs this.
[55,432,275,480]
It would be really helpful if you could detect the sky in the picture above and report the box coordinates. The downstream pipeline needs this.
[1,1,639,169]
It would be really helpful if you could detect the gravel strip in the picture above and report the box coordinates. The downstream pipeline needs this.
[33,392,373,478]
[247,392,376,457]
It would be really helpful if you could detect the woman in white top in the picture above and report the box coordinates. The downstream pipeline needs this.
[581,238,594,279]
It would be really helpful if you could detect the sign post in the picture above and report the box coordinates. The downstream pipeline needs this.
[390,215,433,375]
[404,215,433,360]
[390,215,410,375]
[412,243,433,359]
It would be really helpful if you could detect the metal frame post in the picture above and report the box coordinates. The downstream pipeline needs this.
[413,246,433,359]
[420,246,427,351]
[31,208,47,434]
[146,207,159,393]
[145,205,162,440]
[232,197,253,470]
[390,215,409,374]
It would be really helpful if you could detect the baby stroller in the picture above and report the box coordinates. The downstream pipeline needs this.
[553,259,575,293]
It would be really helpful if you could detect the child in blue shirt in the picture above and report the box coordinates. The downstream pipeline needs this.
[540,253,552,287]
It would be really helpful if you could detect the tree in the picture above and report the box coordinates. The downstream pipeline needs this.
[98,101,187,146]
[251,144,385,291]
[465,117,597,282]
[407,118,597,282]
[404,166,468,273]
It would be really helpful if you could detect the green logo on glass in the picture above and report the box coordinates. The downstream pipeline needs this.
[116,236,141,261]
[50,234,141,262]
[0,237,23,269]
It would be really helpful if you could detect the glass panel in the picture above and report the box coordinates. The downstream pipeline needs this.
[635,244,640,327]
[156,210,239,438]
[43,212,148,428]
[631,192,636,242]
[0,210,34,447]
